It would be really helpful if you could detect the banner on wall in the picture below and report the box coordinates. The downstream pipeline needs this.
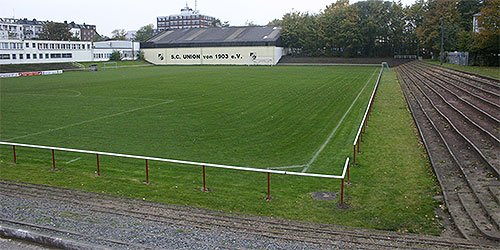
[0,70,63,78]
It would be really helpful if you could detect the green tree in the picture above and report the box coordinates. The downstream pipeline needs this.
[39,22,73,41]
[134,24,154,42]
[416,0,460,58]
[111,29,127,40]
[110,51,121,61]
[472,0,500,65]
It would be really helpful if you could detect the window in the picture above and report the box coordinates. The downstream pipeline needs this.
[26,54,30,59]
[72,44,76,49]
[50,44,54,49]
[0,54,10,59]
[50,53,62,58]
[26,43,29,48]
[32,43,36,47]
[62,53,72,58]
[45,53,49,58]
[19,54,23,59]
[87,44,90,49]
[39,53,43,59]
[33,54,37,59]
[12,54,16,59]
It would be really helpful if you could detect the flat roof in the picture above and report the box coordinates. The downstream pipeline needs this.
[141,26,282,48]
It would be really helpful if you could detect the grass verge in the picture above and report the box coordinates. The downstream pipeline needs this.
[424,59,499,79]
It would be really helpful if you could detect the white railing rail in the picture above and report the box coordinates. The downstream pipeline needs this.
[0,141,350,205]
[351,64,385,166]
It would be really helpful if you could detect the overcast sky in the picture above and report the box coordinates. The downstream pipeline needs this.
[1,0,416,37]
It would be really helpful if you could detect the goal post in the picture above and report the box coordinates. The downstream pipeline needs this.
[103,62,118,70]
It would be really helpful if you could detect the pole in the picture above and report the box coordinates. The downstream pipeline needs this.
[353,145,356,167]
[267,172,270,200]
[202,165,206,191]
[357,141,360,153]
[52,149,55,170]
[340,178,344,205]
[145,159,149,184]
[440,18,444,65]
[13,145,16,164]
[96,154,100,176]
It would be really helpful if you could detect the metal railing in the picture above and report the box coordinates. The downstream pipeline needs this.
[0,141,350,205]
[351,64,384,174]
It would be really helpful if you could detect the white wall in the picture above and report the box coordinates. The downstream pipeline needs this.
[0,39,93,64]
[144,46,284,65]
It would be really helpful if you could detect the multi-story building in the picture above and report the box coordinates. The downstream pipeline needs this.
[0,17,97,41]
[0,18,45,40]
[156,4,217,32]
[0,39,140,65]
[67,21,97,41]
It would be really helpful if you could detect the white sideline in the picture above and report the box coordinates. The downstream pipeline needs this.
[3,100,174,141]
[0,141,350,179]
[65,157,81,164]
[301,68,378,173]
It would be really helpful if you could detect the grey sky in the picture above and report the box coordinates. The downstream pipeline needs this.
[2,0,416,37]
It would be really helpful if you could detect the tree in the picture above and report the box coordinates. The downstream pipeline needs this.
[39,22,72,41]
[111,29,127,40]
[267,19,281,26]
[92,33,110,42]
[110,51,121,61]
[134,24,154,42]
[245,20,257,26]
[211,19,229,27]
[471,0,500,65]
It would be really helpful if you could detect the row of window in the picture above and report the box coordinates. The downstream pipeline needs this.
[94,53,112,59]
[1,41,91,50]
[158,20,212,26]
[0,53,72,60]
[158,15,215,21]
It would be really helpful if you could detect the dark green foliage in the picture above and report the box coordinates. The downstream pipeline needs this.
[109,51,121,61]
[134,25,154,42]
[39,22,73,41]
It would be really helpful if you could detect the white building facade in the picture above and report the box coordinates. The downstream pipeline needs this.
[0,39,140,64]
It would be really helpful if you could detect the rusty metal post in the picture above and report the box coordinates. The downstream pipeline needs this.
[340,178,345,205]
[13,145,17,164]
[51,149,55,170]
[267,172,270,200]
[96,154,100,176]
[203,165,206,191]
[353,145,356,167]
[145,159,149,184]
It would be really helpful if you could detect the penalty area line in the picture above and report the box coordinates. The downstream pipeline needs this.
[301,68,378,173]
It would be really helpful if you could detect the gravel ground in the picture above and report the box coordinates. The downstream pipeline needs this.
[0,179,492,249]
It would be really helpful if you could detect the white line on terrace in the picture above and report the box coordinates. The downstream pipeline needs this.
[301,68,378,173]
[65,157,81,164]
[3,100,174,141]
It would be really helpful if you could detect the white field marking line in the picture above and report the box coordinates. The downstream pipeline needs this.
[2,92,169,102]
[267,165,306,170]
[301,68,378,173]
[65,157,81,164]
[64,89,81,96]
[4,100,174,141]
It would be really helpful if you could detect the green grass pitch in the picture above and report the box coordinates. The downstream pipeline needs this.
[0,66,442,234]
[1,65,378,174]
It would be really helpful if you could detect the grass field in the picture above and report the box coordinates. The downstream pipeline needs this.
[0,65,442,234]
[424,59,499,79]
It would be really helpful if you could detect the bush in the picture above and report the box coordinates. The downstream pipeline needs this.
[110,51,121,61]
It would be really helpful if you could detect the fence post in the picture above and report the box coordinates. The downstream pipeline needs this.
[145,159,149,184]
[357,141,360,153]
[96,154,100,176]
[13,145,16,164]
[360,131,363,143]
[202,165,207,191]
[347,163,350,182]
[51,149,55,170]
[353,145,356,167]
[267,172,271,200]
[340,178,345,206]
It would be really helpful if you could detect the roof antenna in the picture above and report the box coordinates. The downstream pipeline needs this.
[195,0,197,11]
